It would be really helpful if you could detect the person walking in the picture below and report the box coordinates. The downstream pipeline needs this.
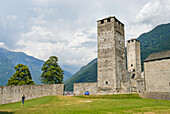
[22,95,25,106]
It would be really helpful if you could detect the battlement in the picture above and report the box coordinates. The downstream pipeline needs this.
[97,16,124,26]
[127,38,140,43]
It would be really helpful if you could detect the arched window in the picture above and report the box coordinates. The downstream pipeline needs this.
[85,91,90,95]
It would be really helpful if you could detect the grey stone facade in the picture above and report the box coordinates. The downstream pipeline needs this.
[144,50,170,92]
[0,84,64,104]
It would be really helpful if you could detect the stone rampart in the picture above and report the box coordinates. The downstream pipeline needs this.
[139,92,170,100]
[0,84,64,104]
[74,82,98,95]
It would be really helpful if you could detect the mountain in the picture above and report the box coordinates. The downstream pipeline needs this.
[0,48,72,86]
[64,58,97,91]
[64,23,170,91]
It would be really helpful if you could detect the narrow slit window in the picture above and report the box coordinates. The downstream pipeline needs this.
[131,74,135,79]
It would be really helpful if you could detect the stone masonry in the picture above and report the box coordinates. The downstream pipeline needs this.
[0,84,64,104]
[74,82,98,95]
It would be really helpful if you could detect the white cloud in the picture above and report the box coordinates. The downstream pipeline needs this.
[0,0,170,73]
[134,0,170,24]
[125,0,170,40]
[0,42,8,49]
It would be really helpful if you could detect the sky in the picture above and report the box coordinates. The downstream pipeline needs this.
[0,0,170,73]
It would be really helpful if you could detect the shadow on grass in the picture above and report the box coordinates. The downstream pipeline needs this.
[0,111,14,114]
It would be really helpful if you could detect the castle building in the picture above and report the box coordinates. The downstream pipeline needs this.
[127,39,142,91]
[144,50,170,92]
[73,16,170,99]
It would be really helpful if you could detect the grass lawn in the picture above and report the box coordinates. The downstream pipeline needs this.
[0,94,170,114]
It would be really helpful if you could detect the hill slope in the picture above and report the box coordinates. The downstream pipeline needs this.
[0,48,72,86]
[138,23,170,68]
[64,23,170,91]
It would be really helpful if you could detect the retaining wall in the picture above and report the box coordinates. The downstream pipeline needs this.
[139,92,170,100]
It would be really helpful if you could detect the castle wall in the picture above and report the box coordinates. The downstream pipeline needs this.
[74,82,97,95]
[144,59,170,92]
[0,84,64,104]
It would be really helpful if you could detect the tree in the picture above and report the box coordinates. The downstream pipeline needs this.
[40,56,64,84]
[7,64,35,86]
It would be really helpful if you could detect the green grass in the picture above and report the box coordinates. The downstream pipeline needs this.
[0,94,170,114]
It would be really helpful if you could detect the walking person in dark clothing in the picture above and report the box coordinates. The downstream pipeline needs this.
[22,95,25,106]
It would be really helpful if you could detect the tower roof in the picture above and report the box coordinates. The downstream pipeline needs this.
[144,50,170,62]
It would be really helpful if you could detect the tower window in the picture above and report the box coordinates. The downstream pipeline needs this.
[133,69,135,72]
[101,20,104,24]
[131,74,135,79]
[107,18,111,22]
[106,81,108,85]
[131,64,133,67]
[132,40,134,42]
[128,41,130,43]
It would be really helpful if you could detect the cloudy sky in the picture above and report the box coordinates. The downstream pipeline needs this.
[0,0,170,73]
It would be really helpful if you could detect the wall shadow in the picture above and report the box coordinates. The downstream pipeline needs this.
[0,111,14,114]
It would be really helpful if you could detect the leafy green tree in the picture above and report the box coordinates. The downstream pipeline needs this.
[40,56,64,84]
[7,64,35,86]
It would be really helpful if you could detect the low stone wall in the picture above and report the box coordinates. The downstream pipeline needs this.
[74,82,98,95]
[139,92,170,100]
[0,84,64,104]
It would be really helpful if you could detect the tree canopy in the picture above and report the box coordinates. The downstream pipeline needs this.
[40,56,64,84]
[7,64,35,86]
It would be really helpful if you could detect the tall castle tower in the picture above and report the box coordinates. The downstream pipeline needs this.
[127,39,141,89]
[97,16,126,93]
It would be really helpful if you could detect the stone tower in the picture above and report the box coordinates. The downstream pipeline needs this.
[97,16,126,93]
[127,39,141,89]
